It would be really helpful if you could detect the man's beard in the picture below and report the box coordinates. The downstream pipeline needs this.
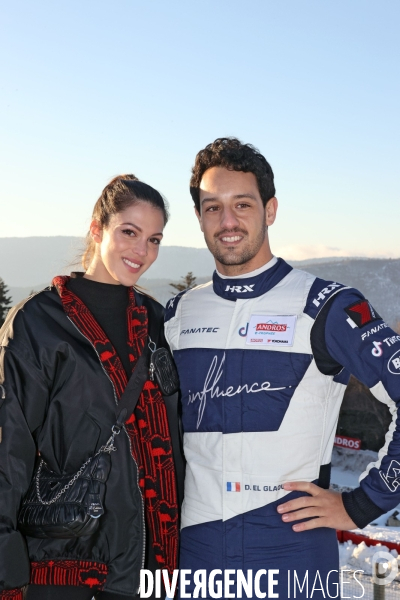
[205,224,267,267]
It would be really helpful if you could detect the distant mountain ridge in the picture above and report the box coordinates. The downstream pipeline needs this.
[135,258,400,325]
[2,237,400,326]
[0,237,217,286]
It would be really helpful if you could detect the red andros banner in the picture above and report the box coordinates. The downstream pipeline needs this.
[334,435,361,450]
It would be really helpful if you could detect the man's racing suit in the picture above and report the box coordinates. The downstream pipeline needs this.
[165,257,400,598]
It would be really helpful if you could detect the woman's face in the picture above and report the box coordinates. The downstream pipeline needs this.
[88,201,165,285]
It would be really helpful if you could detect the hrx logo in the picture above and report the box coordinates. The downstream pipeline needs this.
[312,283,342,307]
[380,460,400,492]
[225,284,254,293]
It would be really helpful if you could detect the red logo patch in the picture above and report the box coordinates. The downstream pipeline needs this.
[344,300,381,328]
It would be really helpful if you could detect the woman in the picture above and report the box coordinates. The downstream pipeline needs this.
[0,175,184,600]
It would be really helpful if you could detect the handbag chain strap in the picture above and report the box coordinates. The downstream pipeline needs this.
[35,347,150,506]
[35,425,121,505]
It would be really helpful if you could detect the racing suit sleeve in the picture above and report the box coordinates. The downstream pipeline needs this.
[314,288,400,528]
[0,310,50,596]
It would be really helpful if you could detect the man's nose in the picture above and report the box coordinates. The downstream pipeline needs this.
[219,207,240,230]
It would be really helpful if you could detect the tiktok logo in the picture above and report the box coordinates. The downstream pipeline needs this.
[371,341,383,357]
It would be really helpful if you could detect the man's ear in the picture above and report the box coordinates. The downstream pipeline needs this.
[194,206,204,232]
[265,197,278,227]
[89,219,103,244]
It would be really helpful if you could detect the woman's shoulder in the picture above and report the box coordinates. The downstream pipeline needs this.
[0,286,63,346]
[10,285,60,316]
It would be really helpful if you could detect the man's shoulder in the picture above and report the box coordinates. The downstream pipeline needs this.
[292,268,369,323]
[295,269,352,320]
[165,281,213,323]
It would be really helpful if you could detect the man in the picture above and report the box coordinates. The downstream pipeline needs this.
[165,138,400,598]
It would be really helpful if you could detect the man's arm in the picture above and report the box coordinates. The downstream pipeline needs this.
[278,288,400,531]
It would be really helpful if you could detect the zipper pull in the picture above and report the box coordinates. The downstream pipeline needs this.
[148,336,156,381]
[149,360,155,382]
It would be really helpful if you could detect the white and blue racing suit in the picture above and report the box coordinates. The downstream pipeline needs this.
[165,257,400,598]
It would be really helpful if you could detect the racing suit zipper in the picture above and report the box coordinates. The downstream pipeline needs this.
[66,316,146,583]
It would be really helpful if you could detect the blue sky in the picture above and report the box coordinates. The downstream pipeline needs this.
[1,0,399,259]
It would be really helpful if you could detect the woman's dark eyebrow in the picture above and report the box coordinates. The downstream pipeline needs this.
[121,222,163,237]
[201,193,257,205]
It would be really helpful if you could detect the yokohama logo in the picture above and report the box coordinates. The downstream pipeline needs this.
[256,323,287,332]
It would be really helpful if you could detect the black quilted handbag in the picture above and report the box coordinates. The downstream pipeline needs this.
[18,352,149,539]
[18,451,111,538]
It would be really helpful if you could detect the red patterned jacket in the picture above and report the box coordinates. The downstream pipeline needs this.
[0,278,183,599]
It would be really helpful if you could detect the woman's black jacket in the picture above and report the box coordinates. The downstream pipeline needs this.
[0,284,184,599]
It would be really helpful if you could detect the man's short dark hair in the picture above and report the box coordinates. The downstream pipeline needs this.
[190,137,275,212]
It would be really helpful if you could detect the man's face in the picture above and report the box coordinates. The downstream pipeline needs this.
[196,167,277,275]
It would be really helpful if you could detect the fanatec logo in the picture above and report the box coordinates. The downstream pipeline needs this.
[180,327,219,335]
[225,284,255,293]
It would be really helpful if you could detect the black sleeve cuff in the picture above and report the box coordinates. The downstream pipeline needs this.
[342,487,386,529]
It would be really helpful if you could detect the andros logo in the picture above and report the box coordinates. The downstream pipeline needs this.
[256,323,287,332]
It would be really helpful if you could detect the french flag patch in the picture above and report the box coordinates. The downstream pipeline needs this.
[227,482,241,492]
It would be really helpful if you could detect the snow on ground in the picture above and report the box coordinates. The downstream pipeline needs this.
[331,446,400,588]
[339,540,399,575]
[354,523,400,543]
[331,447,400,533]
[331,446,379,492]
[332,447,379,474]
[331,467,360,490]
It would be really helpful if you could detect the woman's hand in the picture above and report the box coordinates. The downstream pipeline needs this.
[277,481,357,532]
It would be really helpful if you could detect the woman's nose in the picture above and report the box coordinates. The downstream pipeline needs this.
[133,238,148,257]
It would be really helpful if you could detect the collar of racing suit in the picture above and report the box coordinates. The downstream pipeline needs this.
[212,256,293,300]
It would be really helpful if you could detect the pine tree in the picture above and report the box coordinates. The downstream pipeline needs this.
[169,272,197,293]
[0,278,12,327]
